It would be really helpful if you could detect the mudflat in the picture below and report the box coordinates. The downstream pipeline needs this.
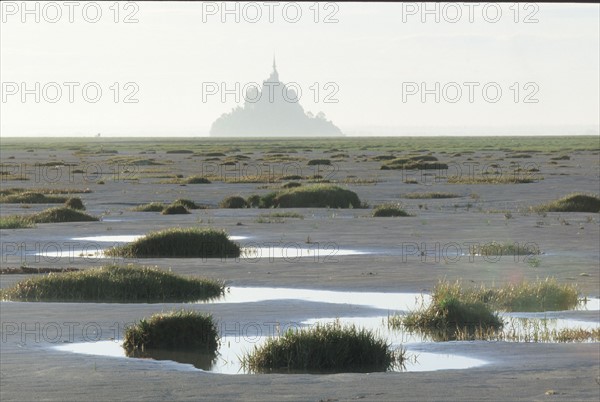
[1,137,599,401]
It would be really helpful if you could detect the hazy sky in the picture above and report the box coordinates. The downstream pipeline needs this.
[1,2,599,137]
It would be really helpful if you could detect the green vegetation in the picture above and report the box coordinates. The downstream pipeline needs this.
[0,215,35,229]
[123,310,219,353]
[161,204,190,215]
[466,279,579,312]
[381,160,448,170]
[307,159,331,165]
[373,204,410,217]
[533,194,600,213]
[401,192,460,199]
[105,227,241,258]
[252,184,362,208]
[132,202,166,212]
[172,199,201,209]
[281,181,302,189]
[447,175,537,184]
[0,265,224,302]
[242,320,401,373]
[469,242,541,257]
[21,207,99,224]
[64,197,85,210]
[184,175,211,184]
[0,187,91,196]
[0,192,68,204]
[219,196,248,208]
[256,211,305,223]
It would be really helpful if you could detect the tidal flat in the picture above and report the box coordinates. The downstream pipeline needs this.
[1,136,599,401]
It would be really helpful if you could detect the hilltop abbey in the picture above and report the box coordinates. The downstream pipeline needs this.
[209,59,343,137]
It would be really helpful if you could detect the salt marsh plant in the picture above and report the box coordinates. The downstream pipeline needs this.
[401,192,460,199]
[242,320,402,373]
[219,196,248,208]
[469,242,541,257]
[252,184,362,208]
[161,204,190,215]
[131,202,166,212]
[372,204,410,217]
[0,192,68,204]
[123,310,219,354]
[105,227,241,258]
[0,265,224,302]
[24,207,99,223]
[64,197,85,210]
[533,193,600,213]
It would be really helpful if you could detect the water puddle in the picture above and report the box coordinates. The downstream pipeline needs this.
[217,287,428,312]
[34,244,368,260]
[52,312,598,374]
[52,318,487,374]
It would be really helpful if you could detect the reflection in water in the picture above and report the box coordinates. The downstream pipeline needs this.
[53,312,599,374]
[125,348,218,371]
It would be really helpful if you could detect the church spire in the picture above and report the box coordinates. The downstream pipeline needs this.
[272,55,277,72]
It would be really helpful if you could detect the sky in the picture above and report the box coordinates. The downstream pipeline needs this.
[1,2,599,137]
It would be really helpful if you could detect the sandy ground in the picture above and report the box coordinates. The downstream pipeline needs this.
[1,143,599,401]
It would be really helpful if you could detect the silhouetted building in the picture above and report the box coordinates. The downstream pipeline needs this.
[210,59,343,137]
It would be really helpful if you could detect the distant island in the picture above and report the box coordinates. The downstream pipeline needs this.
[210,59,343,137]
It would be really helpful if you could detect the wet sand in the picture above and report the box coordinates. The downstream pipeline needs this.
[1,142,599,401]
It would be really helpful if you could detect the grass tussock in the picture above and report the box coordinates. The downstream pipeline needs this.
[401,192,460,199]
[373,204,410,217]
[381,160,448,170]
[469,241,541,257]
[185,175,211,184]
[0,265,224,302]
[0,216,35,229]
[400,294,502,334]
[447,175,537,184]
[161,204,190,215]
[123,310,219,353]
[131,202,166,212]
[0,187,92,196]
[19,207,99,224]
[0,192,68,204]
[64,197,85,210]
[254,184,362,208]
[242,320,401,373]
[105,227,241,258]
[172,199,201,209]
[219,196,248,208]
[533,193,600,213]
[307,159,331,166]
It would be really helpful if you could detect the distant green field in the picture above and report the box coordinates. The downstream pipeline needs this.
[0,136,598,153]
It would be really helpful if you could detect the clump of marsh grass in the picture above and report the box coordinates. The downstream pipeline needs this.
[105,227,241,258]
[0,187,91,196]
[468,241,541,257]
[401,296,502,333]
[0,216,35,229]
[0,192,68,204]
[401,192,460,199]
[256,211,304,223]
[131,202,166,212]
[252,184,362,208]
[447,175,537,184]
[172,199,201,210]
[381,160,448,170]
[0,265,224,302]
[242,320,402,373]
[307,159,331,166]
[161,204,190,215]
[470,279,579,312]
[184,175,211,184]
[281,181,302,189]
[64,197,85,210]
[219,196,248,208]
[373,204,410,217]
[26,207,99,223]
[533,193,600,213]
[123,310,219,354]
